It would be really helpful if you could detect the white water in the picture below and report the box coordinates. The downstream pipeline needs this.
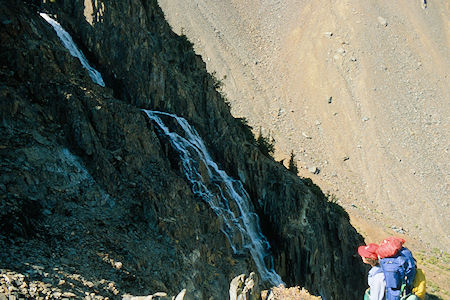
[40,13,105,87]
[144,110,283,286]
[38,10,282,286]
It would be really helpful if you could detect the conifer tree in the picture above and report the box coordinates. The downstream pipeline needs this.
[288,150,298,175]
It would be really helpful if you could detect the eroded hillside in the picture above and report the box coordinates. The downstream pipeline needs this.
[158,0,449,245]
[158,0,449,296]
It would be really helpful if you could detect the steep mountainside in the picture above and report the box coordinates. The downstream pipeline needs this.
[157,0,449,296]
[158,0,449,250]
[0,1,365,299]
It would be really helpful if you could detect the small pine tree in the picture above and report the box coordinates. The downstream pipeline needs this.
[288,150,298,175]
[256,128,275,157]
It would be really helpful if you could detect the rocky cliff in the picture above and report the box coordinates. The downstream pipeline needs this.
[0,0,366,299]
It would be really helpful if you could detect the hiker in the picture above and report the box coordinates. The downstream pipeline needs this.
[358,243,386,300]
[376,237,418,300]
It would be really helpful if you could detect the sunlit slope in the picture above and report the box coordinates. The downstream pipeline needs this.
[158,0,449,250]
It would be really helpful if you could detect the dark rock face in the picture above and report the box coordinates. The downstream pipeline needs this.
[0,0,366,299]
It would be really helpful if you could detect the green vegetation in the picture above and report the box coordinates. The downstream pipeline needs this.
[236,116,251,129]
[288,150,298,175]
[178,28,194,48]
[428,281,442,294]
[302,177,324,198]
[211,71,225,90]
[236,117,254,141]
[413,248,449,299]
[326,193,350,221]
[415,249,450,271]
[256,129,275,157]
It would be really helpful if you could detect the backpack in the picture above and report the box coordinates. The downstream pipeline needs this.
[377,237,406,258]
[379,247,417,300]
[411,268,426,300]
[399,268,426,300]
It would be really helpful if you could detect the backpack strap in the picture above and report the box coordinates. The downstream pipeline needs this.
[400,283,409,298]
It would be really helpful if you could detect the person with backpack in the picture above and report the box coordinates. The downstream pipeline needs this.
[358,243,386,300]
[376,237,418,300]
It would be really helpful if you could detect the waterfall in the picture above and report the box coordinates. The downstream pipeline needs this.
[40,13,105,87]
[144,110,283,286]
[38,10,283,288]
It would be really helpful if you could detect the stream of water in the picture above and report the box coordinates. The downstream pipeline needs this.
[39,12,283,286]
[40,13,105,87]
[145,110,283,286]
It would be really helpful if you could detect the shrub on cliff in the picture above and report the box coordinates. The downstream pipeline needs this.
[256,129,275,157]
[288,150,298,175]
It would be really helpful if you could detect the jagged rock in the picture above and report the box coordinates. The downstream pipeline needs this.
[229,273,260,300]
[229,274,246,300]
[0,1,366,299]
[270,285,321,299]
[114,262,123,269]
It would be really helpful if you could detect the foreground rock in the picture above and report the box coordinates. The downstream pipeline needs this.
[229,273,260,300]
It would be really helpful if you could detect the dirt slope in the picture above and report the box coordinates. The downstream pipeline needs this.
[158,0,449,296]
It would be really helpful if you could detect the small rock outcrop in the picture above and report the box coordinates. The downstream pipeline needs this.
[229,273,260,300]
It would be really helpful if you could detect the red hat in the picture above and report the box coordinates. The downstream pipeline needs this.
[358,243,379,260]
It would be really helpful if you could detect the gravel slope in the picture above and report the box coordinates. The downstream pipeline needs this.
[158,0,449,295]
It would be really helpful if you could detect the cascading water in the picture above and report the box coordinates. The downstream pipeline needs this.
[40,13,105,87]
[38,9,283,287]
[145,110,284,286]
